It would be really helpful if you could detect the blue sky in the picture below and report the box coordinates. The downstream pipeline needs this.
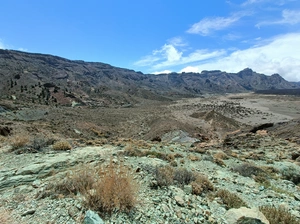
[1,0,300,81]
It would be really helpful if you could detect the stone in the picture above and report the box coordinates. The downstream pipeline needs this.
[174,195,185,207]
[21,210,36,216]
[224,207,269,224]
[183,185,193,195]
[83,210,104,224]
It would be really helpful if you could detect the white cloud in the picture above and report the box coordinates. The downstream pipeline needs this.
[167,37,187,47]
[134,42,226,71]
[152,70,173,75]
[187,16,240,36]
[134,55,160,66]
[180,66,200,73]
[187,12,251,36]
[180,33,300,81]
[256,9,300,27]
[242,0,265,6]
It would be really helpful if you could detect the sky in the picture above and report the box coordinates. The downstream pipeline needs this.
[0,0,300,81]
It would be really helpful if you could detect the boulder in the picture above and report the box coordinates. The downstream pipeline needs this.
[224,207,269,224]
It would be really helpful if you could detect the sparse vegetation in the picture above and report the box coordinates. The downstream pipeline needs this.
[279,166,300,185]
[84,161,139,215]
[260,205,299,224]
[212,189,248,209]
[173,168,196,186]
[153,165,214,195]
[154,165,175,187]
[232,163,264,177]
[191,174,214,195]
[52,140,72,151]
[10,133,29,150]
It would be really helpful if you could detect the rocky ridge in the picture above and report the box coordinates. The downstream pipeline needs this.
[1,49,299,107]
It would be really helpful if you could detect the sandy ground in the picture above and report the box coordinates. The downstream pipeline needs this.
[172,93,300,127]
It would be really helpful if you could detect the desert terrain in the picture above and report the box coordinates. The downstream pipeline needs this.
[0,92,300,223]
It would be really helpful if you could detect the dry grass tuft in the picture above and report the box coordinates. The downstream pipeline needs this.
[53,164,96,195]
[84,160,139,215]
[191,174,214,195]
[10,134,29,150]
[213,151,229,160]
[260,205,299,224]
[46,161,139,216]
[53,140,72,150]
[213,189,247,209]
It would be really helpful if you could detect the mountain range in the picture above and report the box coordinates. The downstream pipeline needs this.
[0,49,299,107]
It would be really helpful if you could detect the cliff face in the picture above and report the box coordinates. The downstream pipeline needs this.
[0,50,298,106]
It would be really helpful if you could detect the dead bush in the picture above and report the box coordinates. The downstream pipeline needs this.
[260,205,299,224]
[84,161,139,215]
[191,174,214,195]
[154,165,174,187]
[213,189,247,209]
[10,134,29,150]
[173,168,196,187]
[53,140,72,150]
[213,151,229,160]
[55,164,96,195]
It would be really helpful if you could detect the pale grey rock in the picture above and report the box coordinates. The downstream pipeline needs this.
[83,210,104,224]
[224,207,269,224]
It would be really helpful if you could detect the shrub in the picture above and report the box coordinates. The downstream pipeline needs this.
[10,134,29,150]
[191,174,214,195]
[213,151,229,160]
[232,163,264,177]
[280,166,300,185]
[84,161,139,215]
[53,140,72,150]
[259,205,299,224]
[173,168,196,187]
[154,165,174,187]
[31,135,54,151]
[53,164,96,195]
[213,189,247,209]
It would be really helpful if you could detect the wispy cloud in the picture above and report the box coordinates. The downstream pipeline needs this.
[242,0,266,6]
[167,37,187,47]
[187,12,251,36]
[134,42,225,71]
[256,9,300,27]
[0,39,6,49]
[180,33,300,81]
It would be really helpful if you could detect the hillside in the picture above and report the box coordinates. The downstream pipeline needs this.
[0,49,299,107]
